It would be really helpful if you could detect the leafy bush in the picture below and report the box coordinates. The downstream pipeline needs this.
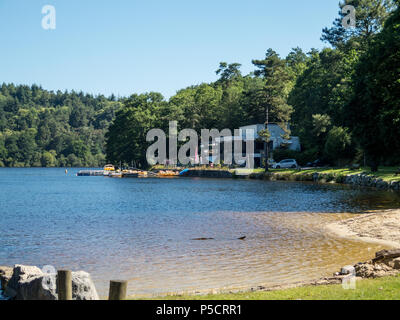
[324,127,355,166]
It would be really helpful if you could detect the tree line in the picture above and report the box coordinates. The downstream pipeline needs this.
[0,84,121,167]
[1,0,399,170]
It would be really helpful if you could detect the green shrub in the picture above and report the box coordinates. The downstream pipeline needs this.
[335,174,345,183]
[324,127,356,166]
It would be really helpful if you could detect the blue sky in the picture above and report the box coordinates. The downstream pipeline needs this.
[0,0,339,99]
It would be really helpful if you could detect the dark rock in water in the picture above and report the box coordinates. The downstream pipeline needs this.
[192,236,247,241]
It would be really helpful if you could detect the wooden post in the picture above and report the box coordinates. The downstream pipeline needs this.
[108,280,127,300]
[57,270,72,300]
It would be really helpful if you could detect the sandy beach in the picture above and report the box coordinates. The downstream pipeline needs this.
[326,209,400,248]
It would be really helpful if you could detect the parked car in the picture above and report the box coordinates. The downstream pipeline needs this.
[306,159,329,168]
[273,159,299,169]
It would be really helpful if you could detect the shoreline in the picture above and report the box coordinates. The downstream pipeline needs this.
[326,209,400,248]
[2,167,400,192]
[247,168,400,192]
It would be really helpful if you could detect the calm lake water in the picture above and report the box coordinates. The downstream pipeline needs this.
[1,168,400,297]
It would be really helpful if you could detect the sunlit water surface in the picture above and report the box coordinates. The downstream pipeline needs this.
[1,168,400,297]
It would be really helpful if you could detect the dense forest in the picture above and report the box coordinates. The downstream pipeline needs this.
[2,0,399,170]
[0,85,121,167]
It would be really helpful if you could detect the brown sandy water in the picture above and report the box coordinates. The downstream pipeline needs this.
[125,211,386,298]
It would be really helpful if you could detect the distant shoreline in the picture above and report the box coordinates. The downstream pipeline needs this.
[2,167,400,192]
[0,167,104,171]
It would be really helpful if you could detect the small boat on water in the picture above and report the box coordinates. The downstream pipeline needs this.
[179,169,190,176]
[157,170,180,177]
[103,164,116,176]
[104,164,115,172]
[108,171,123,178]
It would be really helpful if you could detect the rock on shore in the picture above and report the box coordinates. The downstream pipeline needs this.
[3,265,99,300]
[249,170,400,191]
[342,249,400,279]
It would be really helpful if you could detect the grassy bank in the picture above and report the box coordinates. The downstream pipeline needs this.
[244,167,400,183]
[152,166,400,182]
[140,276,400,300]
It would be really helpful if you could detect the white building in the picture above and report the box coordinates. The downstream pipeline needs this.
[210,123,301,167]
[239,123,301,152]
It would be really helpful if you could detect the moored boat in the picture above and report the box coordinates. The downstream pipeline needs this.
[108,171,123,178]
[157,170,180,177]
[104,164,115,172]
